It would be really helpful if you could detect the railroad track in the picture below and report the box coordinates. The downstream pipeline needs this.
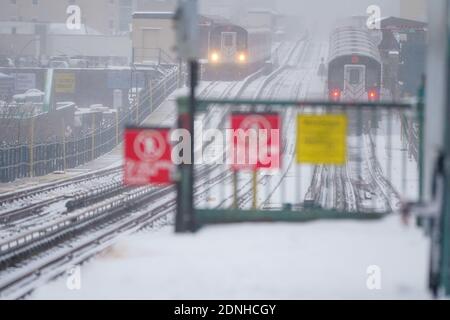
[0,51,289,297]
[0,80,223,225]
[0,146,240,298]
[0,76,240,270]
[0,178,126,226]
[233,40,315,209]
[0,80,230,229]
[0,166,122,206]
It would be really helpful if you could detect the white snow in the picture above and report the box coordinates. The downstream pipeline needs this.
[30,216,431,300]
[2,37,432,301]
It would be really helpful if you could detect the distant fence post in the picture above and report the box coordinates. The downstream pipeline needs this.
[136,89,140,124]
[116,111,119,146]
[91,113,95,161]
[29,117,35,177]
[62,118,66,172]
[149,81,153,113]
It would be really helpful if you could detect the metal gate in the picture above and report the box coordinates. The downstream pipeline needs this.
[175,97,423,228]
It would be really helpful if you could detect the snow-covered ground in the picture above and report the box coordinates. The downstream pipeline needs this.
[30,216,431,300]
[3,38,432,300]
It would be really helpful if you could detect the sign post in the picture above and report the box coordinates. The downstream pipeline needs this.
[230,112,281,209]
[174,0,199,232]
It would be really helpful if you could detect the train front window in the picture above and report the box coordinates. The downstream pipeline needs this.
[349,69,360,84]
[222,33,234,47]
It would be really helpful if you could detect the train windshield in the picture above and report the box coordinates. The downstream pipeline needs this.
[222,33,235,47]
[349,69,361,84]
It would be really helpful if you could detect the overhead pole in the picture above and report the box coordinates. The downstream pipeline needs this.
[174,0,199,233]
[440,0,450,295]
[43,68,54,113]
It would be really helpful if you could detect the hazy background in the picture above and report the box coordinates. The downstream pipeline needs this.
[278,0,400,37]
[201,0,426,38]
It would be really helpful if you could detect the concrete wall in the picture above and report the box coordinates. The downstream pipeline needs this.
[0,0,121,35]
[135,0,177,12]
[132,15,177,63]
[46,34,131,59]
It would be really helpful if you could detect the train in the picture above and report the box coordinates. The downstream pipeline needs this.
[327,17,382,102]
[200,17,272,80]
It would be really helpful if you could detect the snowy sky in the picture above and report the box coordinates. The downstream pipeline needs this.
[286,0,400,38]
[201,0,402,38]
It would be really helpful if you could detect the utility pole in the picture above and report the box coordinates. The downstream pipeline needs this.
[174,0,199,233]
[439,0,450,295]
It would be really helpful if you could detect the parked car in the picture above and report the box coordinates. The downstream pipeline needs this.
[13,89,45,103]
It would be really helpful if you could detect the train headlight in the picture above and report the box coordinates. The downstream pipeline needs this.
[211,52,220,63]
[238,53,247,63]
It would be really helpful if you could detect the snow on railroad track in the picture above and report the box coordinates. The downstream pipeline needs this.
[0,170,124,234]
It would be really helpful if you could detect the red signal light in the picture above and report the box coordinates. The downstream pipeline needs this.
[368,89,378,101]
[330,89,341,101]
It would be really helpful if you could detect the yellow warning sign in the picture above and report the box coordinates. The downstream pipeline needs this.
[296,114,347,165]
[55,73,75,93]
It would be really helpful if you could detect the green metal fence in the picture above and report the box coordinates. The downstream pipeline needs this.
[176,98,421,229]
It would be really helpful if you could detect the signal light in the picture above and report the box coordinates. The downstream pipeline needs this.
[368,89,378,101]
[330,89,341,101]
[238,53,246,63]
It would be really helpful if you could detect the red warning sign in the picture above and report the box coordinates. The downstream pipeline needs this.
[124,127,173,185]
[230,113,281,171]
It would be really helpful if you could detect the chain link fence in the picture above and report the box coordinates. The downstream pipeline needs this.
[0,70,178,183]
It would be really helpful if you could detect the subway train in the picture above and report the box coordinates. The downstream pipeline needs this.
[202,21,272,80]
[327,17,382,102]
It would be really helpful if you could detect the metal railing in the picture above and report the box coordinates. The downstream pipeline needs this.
[133,48,177,66]
[0,70,179,183]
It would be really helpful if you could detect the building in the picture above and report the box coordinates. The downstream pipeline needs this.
[131,12,176,64]
[0,21,131,64]
[120,0,177,33]
[200,0,276,23]
[0,0,178,36]
[244,9,277,29]
[399,0,427,21]
[135,0,177,12]
[0,0,181,63]
[0,0,121,35]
